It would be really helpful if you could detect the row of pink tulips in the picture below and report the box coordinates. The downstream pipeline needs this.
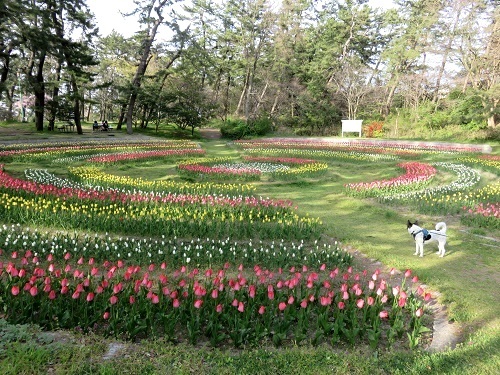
[344,162,436,197]
[87,149,205,163]
[1,250,429,348]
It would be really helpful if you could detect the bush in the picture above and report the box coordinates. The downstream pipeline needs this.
[363,121,384,138]
[220,117,273,139]
[220,119,248,139]
[249,118,273,136]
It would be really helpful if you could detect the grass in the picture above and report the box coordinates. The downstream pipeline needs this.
[0,121,499,374]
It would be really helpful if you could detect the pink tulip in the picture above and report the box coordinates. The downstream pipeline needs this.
[300,300,308,309]
[11,285,20,296]
[238,301,244,312]
[103,312,110,320]
[110,295,118,305]
[86,292,95,302]
[29,286,38,297]
[288,296,294,305]
[379,310,389,319]
[49,290,56,300]
[216,304,223,313]
[367,296,375,306]
[278,302,287,311]
[151,294,159,304]
[404,269,412,278]
[356,299,364,309]
[415,308,424,317]
[338,301,345,310]
[173,299,180,308]
[72,291,80,299]
[194,299,203,309]
[258,305,266,315]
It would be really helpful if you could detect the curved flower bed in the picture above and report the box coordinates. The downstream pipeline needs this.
[57,166,256,196]
[243,156,328,180]
[242,147,398,162]
[0,140,200,160]
[235,138,484,155]
[0,167,322,240]
[87,149,205,163]
[178,158,262,181]
[379,163,482,214]
[1,251,429,349]
[344,162,436,197]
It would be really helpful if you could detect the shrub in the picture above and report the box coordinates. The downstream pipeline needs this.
[220,119,248,139]
[363,121,384,138]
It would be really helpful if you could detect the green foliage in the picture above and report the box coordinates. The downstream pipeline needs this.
[220,117,273,139]
[220,119,249,139]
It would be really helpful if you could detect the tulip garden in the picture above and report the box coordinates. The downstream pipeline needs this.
[0,136,498,358]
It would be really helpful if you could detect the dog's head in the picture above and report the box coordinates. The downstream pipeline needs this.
[407,220,419,234]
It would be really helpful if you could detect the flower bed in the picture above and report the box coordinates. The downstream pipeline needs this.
[344,162,436,197]
[1,250,430,349]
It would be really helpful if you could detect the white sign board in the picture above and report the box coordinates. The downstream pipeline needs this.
[341,120,362,137]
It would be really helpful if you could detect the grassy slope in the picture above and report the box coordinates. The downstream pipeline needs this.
[0,123,499,374]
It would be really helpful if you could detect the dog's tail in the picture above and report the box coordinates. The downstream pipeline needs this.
[435,222,447,233]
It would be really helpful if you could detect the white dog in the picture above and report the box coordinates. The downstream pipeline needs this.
[407,220,447,257]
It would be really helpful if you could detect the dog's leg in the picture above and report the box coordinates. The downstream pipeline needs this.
[415,241,423,257]
[439,242,446,257]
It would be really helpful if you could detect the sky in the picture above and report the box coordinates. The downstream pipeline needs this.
[87,0,396,38]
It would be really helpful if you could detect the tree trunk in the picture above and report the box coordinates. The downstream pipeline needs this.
[34,50,46,131]
[126,0,169,135]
